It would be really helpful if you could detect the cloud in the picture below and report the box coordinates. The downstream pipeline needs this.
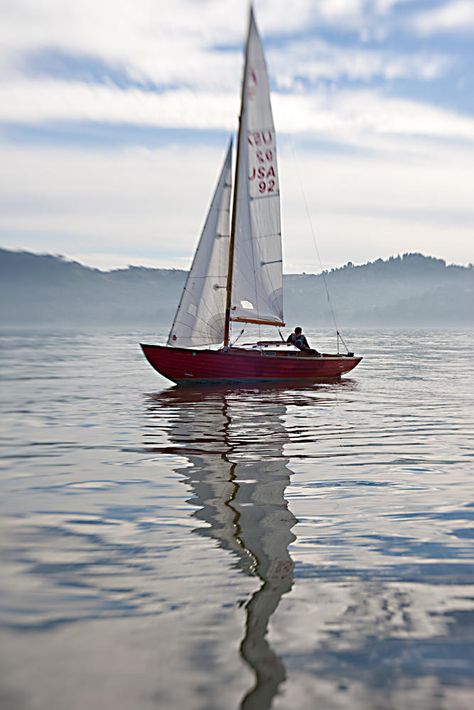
[2,78,474,150]
[413,0,474,36]
[0,1,318,82]
[1,139,473,271]
[0,79,237,129]
[0,1,463,157]
[0,1,452,88]
[270,39,450,86]
[0,142,232,268]
[1,0,472,271]
[0,1,460,148]
[280,139,474,270]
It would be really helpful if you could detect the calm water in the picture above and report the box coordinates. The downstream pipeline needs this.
[1,328,473,710]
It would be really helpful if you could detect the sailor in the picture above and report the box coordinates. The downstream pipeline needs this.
[286,327,320,356]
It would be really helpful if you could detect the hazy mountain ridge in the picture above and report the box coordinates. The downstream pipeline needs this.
[1,248,472,327]
[285,254,474,325]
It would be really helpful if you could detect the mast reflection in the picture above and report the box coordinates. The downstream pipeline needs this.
[145,385,297,710]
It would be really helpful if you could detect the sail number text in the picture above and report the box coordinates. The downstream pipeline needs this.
[248,130,277,195]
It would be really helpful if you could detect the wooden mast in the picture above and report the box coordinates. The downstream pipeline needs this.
[223,7,253,348]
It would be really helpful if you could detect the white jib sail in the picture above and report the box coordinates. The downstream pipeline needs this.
[168,141,232,347]
[231,8,284,327]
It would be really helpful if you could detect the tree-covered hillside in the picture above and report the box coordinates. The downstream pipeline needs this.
[1,249,472,327]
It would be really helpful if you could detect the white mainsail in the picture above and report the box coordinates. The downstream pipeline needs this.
[168,141,232,347]
[230,8,284,328]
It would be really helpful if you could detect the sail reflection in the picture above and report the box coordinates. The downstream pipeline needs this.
[145,385,297,710]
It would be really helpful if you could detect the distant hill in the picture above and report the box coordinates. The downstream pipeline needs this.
[285,254,474,326]
[0,248,473,328]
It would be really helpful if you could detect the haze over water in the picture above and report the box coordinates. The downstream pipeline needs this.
[1,328,473,710]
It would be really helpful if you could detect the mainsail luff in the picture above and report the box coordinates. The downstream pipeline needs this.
[223,8,252,348]
[230,8,285,329]
[167,140,232,348]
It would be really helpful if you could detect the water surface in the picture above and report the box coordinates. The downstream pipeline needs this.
[1,328,473,709]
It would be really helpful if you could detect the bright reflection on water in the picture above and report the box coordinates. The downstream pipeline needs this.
[0,328,473,710]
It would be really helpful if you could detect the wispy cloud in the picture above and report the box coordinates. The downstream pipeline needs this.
[2,78,473,149]
[270,40,450,86]
[413,0,474,36]
[1,138,473,271]
[0,1,457,86]
[0,0,472,269]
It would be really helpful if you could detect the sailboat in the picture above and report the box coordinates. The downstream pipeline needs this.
[141,7,362,385]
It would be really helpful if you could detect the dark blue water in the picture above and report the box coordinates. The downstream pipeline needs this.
[1,328,473,709]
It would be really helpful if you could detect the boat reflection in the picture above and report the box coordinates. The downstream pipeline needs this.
[145,384,303,709]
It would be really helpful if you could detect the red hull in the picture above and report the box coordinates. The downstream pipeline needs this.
[140,344,362,385]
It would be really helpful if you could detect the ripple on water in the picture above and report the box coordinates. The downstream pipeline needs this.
[0,328,473,710]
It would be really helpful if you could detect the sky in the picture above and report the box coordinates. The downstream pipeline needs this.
[0,0,473,272]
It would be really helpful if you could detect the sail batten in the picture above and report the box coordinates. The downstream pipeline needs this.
[167,141,233,348]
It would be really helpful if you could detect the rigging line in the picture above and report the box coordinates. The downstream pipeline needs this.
[231,328,245,346]
[249,191,280,201]
[173,304,225,337]
[169,203,229,344]
[232,193,262,302]
[175,299,221,335]
[254,209,282,323]
[251,205,279,338]
[174,307,225,336]
[288,140,340,338]
[206,282,236,324]
[173,316,222,339]
[177,275,229,324]
[179,285,226,322]
[249,220,262,343]
[233,182,280,337]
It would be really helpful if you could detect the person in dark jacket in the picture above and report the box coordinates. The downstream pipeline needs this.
[286,327,320,355]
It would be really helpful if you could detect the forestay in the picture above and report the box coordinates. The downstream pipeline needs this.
[168,141,232,347]
[230,8,284,327]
